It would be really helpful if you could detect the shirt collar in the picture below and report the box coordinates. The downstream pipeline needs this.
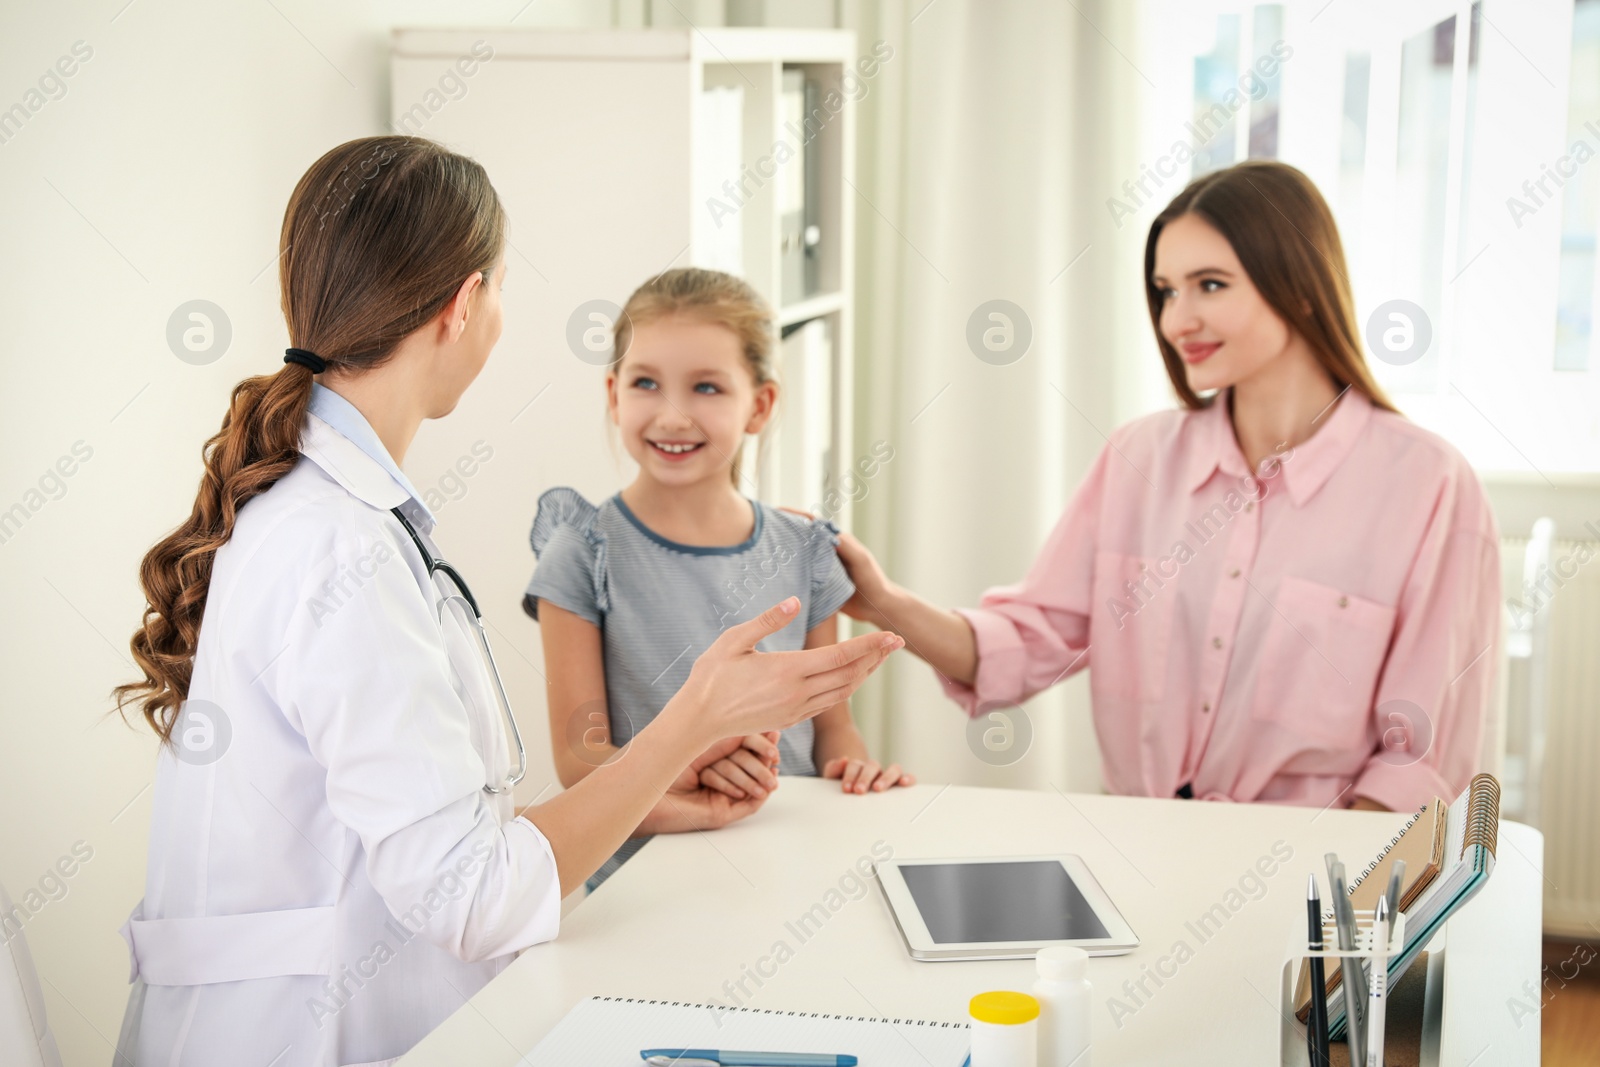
[1183,385,1373,507]
[302,383,437,532]
[1183,391,1251,495]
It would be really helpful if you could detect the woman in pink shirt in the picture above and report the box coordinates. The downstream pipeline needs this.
[836,160,1500,813]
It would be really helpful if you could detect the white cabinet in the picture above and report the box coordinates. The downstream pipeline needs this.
[391,27,859,528]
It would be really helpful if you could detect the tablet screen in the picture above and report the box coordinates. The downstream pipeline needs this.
[899,860,1111,944]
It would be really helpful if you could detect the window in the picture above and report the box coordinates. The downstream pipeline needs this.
[1187,6,1287,179]
[1554,0,1600,372]
[1140,0,1600,473]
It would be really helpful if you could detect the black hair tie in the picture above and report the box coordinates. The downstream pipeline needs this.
[284,348,327,374]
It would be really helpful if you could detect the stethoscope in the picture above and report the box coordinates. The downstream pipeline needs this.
[390,506,527,796]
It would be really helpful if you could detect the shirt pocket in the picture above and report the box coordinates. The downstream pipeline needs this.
[1091,551,1177,702]
[1249,576,1397,747]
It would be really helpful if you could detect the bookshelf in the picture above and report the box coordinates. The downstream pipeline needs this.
[391,27,860,531]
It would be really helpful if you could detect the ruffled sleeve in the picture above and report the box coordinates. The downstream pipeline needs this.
[804,515,855,631]
[522,487,609,624]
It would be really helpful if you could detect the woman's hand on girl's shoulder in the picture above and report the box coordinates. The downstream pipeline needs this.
[776,508,893,627]
[831,530,896,626]
[821,757,916,795]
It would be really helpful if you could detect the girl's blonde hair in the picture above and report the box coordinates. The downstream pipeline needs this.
[611,267,777,485]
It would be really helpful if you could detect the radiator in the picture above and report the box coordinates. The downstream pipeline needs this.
[1500,532,1600,938]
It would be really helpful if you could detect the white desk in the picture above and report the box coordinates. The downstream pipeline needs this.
[398,780,1542,1065]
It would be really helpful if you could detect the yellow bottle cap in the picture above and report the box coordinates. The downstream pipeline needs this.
[968,991,1040,1025]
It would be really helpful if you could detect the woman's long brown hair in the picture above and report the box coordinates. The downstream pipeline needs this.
[1143,159,1398,413]
[114,135,506,742]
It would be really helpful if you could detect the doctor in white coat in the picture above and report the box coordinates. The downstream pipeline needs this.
[109,135,901,1067]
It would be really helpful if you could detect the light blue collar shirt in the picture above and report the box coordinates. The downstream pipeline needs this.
[307,382,437,530]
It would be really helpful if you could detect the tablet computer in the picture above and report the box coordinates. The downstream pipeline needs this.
[875,855,1139,961]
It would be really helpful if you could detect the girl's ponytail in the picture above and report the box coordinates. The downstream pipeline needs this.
[114,135,506,742]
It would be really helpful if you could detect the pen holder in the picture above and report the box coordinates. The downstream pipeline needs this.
[1276,909,1404,1067]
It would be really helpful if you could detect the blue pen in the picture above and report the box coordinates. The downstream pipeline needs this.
[640,1051,857,1067]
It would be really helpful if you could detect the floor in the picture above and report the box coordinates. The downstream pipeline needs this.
[1542,937,1600,1065]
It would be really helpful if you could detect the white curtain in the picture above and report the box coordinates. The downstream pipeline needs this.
[839,0,1154,794]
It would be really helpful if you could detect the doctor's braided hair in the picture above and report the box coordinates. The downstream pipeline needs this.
[113,136,506,743]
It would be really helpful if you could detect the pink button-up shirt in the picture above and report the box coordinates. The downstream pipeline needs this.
[941,388,1501,813]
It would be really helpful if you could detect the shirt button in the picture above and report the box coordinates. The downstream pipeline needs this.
[1229,568,1241,578]
[1338,595,1349,608]
[1212,636,1223,649]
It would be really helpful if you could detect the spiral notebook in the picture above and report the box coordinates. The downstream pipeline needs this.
[525,996,971,1065]
[1292,792,1450,1016]
[1304,773,1502,1038]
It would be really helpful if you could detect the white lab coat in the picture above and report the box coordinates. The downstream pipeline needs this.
[114,408,561,1067]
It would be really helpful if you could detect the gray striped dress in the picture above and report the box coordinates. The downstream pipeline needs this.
[522,487,855,888]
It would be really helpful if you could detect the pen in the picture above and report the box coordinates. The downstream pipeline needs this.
[1306,874,1331,1067]
[1384,859,1406,921]
[641,1051,859,1067]
[1365,896,1389,1067]
[1326,854,1364,1065]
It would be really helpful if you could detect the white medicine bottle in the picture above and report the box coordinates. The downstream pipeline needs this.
[1032,946,1091,1067]
[968,991,1039,1067]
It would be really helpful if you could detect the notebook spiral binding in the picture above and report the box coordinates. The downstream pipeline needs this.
[1461,773,1500,859]
[1348,802,1430,892]
[596,996,969,1028]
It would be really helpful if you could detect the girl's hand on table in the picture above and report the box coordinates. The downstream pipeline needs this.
[821,757,916,795]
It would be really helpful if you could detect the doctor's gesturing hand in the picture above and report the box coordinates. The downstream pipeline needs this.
[683,597,900,729]
[528,597,903,874]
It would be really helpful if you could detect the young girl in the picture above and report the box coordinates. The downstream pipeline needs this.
[524,268,913,887]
